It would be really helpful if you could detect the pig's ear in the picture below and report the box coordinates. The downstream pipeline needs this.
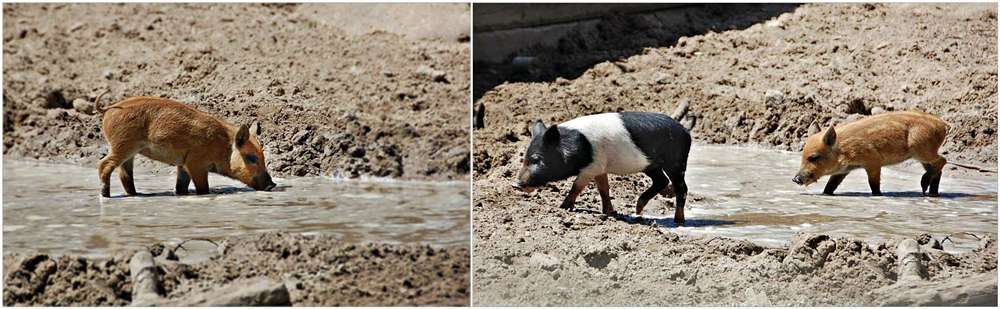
[235,124,250,147]
[252,121,262,136]
[543,126,560,144]
[529,120,546,137]
[822,126,837,146]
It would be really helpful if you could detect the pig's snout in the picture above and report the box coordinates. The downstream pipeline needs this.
[256,173,277,191]
[792,172,814,186]
[511,181,536,193]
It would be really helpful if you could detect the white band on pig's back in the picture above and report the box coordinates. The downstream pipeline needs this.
[560,113,651,176]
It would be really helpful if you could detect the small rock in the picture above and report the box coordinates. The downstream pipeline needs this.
[102,70,115,80]
[652,72,670,85]
[72,98,95,114]
[528,252,561,272]
[871,106,886,114]
[555,77,571,86]
[69,22,85,32]
[415,65,448,83]
[764,89,784,107]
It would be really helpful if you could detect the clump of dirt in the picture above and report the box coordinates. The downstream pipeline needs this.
[2,3,469,180]
[473,3,997,306]
[3,233,470,306]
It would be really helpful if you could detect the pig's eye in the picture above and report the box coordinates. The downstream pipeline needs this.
[244,154,258,164]
[807,154,821,162]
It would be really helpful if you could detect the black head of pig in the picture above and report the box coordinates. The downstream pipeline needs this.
[512,120,592,192]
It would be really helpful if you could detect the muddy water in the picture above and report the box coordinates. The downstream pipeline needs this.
[2,160,469,259]
[635,145,997,252]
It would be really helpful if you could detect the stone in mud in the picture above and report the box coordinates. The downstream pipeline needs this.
[782,233,836,273]
[72,98,95,114]
[173,278,291,306]
[764,89,784,107]
[528,252,560,272]
[415,65,448,83]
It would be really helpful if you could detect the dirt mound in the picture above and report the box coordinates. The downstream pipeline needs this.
[3,3,469,180]
[472,3,997,305]
[3,233,470,306]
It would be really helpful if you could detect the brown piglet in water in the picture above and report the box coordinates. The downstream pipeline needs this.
[792,111,948,197]
[96,95,276,197]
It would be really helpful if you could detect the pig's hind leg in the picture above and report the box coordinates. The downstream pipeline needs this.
[117,157,138,196]
[636,169,669,216]
[665,169,688,225]
[98,147,139,198]
[918,157,946,197]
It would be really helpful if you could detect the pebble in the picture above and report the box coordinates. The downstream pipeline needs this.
[72,98,95,114]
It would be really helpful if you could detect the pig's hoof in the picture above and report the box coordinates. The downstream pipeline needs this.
[926,193,940,197]
[559,202,573,210]
[674,219,685,226]
[872,192,883,196]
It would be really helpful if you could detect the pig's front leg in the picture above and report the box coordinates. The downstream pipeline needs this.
[560,176,592,210]
[175,166,191,195]
[186,164,211,195]
[865,166,882,196]
[823,173,848,195]
[594,174,616,215]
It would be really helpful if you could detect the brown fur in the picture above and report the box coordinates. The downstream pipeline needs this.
[98,97,275,197]
[794,111,949,196]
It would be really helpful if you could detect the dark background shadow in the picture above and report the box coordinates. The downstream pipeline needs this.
[473,3,801,101]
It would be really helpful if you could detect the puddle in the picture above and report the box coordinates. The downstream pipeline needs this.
[2,160,469,259]
[642,144,998,253]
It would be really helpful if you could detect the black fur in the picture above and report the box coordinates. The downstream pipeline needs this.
[523,125,593,187]
[618,112,691,172]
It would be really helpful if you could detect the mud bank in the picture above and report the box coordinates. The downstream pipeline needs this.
[3,3,470,180]
[472,201,997,305]
[472,3,997,306]
[3,233,470,306]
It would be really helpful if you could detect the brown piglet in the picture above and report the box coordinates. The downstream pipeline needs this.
[96,95,276,197]
[792,111,948,196]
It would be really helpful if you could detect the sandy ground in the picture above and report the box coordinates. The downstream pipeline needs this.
[3,233,470,306]
[3,3,470,180]
[472,3,997,306]
[2,3,470,306]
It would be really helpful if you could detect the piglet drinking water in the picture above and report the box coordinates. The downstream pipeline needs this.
[97,95,277,197]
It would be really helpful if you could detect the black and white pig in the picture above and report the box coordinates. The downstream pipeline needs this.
[512,112,692,224]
